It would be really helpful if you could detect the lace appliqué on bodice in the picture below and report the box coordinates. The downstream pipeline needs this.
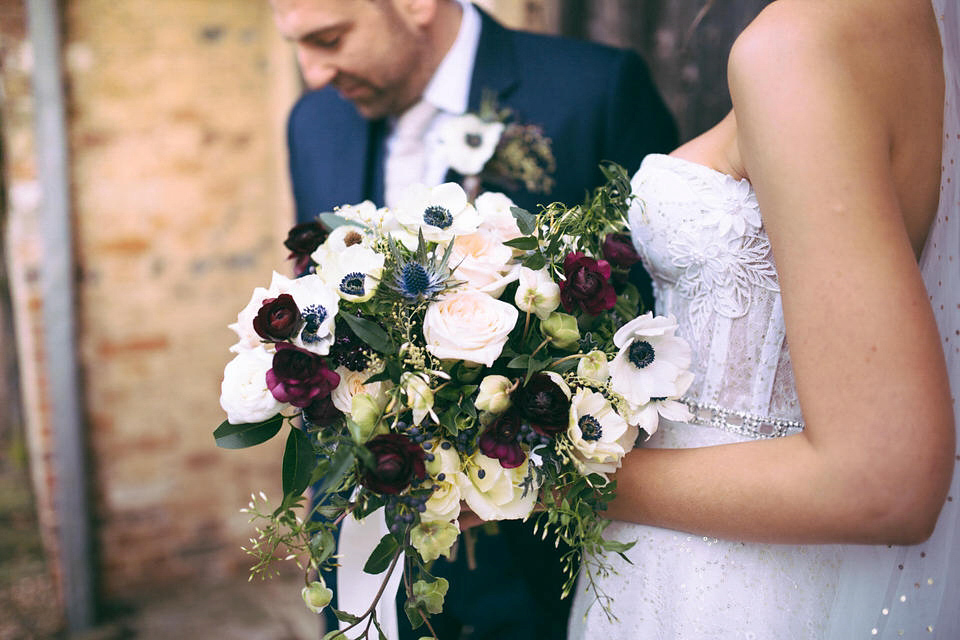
[629,154,803,430]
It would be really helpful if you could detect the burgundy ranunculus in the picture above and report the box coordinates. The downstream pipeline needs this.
[266,343,340,408]
[478,411,526,469]
[559,252,617,315]
[253,294,302,342]
[602,233,641,268]
[284,222,328,274]
[512,373,570,438]
[303,394,343,427]
[361,434,427,495]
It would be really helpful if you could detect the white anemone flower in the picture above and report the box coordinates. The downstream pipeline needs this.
[282,273,340,356]
[311,222,370,267]
[566,388,639,479]
[333,200,389,228]
[627,383,694,438]
[393,182,482,245]
[436,114,505,176]
[609,312,692,411]
[321,243,385,302]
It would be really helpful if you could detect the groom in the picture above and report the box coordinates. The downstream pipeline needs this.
[271,0,677,637]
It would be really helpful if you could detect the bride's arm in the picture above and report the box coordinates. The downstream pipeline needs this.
[605,5,954,545]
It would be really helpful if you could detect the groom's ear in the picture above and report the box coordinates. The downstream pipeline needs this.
[394,0,439,29]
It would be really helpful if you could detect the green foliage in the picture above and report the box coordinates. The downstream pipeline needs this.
[213,414,284,449]
[282,427,316,497]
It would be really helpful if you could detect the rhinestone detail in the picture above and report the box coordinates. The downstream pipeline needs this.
[681,398,805,439]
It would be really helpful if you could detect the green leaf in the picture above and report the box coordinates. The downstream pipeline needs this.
[331,608,362,623]
[363,369,393,384]
[322,630,346,640]
[507,355,530,369]
[282,427,316,497]
[404,600,427,630]
[523,253,546,271]
[502,236,540,251]
[318,212,361,230]
[309,529,337,566]
[510,206,537,235]
[340,313,394,354]
[315,445,356,496]
[363,533,399,574]
[213,414,283,449]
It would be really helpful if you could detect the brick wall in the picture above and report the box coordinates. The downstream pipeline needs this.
[1,0,547,616]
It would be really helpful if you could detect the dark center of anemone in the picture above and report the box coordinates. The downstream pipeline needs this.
[423,205,454,229]
[344,230,363,247]
[628,340,655,369]
[339,272,366,297]
[579,415,603,441]
[300,305,328,344]
[401,262,430,297]
[464,132,483,148]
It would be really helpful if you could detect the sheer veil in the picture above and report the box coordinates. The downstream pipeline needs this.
[826,1,960,637]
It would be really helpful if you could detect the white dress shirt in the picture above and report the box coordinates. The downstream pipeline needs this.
[382,0,481,207]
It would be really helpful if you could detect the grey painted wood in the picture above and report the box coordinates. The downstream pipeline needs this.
[26,0,94,631]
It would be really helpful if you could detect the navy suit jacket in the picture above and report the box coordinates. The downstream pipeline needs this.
[288,9,677,222]
[286,9,677,640]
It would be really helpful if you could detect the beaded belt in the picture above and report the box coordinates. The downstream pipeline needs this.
[681,398,805,439]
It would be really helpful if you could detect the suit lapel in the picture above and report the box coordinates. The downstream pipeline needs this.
[323,106,388,208]
[468,8,520,111]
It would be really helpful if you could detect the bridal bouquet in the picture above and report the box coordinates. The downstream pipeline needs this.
[216,164,692,638]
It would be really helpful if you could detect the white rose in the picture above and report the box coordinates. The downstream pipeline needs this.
[514,267,561,320]
[460,452,539,521]
[475,192,522,243]
[451,231,519,297]
[567,388,638,479]
[331,365,389,416]
[425,440,463,478]
[436,114,505,176]
[220,346,287,424]
[393,182,482,246]
[423,290,519,367]
[421,478,462,522]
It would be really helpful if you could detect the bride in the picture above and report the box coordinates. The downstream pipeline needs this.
[569,0,959,638]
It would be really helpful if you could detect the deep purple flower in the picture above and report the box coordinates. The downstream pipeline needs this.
[602,233,641,268]
[361,434,427,495]
[303,394,343,427]
[284,222,328,274]
[266,343,340,408]
[559,252,617,316]
[253,294,302,342]
[478,412,526,469]
[512,373,570,438]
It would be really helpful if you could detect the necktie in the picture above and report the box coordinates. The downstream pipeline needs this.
[383,99,438,209]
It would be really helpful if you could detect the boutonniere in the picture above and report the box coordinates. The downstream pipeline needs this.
[437,91,556,199]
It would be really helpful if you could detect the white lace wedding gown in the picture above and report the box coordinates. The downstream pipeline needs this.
[568,4,959,635]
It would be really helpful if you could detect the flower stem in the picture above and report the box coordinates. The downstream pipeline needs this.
[529,337,551,359]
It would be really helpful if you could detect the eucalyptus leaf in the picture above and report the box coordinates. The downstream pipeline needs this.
[507,355,530,369]
[318,212,362,230]
[502,236,540,251]
[282,427,316,497]
[331,608,362,624]
[510,206,537,235]
[340,313,394,353]
[213,414,283,449]
[363,533,399,574]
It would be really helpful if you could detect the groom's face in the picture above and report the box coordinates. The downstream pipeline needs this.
[271,0,432,119]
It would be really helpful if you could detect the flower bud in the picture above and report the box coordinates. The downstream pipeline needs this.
[410,521,460,563]
[514,267,561,320]
[301,579,333,614]
[349,392,383,442]
[541,312,580,350]
[411,577,450,615]
[402,372,435,425]
[475,375,513,414]
[577,350,610,384]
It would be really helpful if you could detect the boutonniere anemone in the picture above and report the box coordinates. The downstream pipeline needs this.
[436,91,557,199]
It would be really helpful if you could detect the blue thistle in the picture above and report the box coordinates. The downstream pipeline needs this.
[384,231,459,302]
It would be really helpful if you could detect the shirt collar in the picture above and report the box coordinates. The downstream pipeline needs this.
[422,0,480,116]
